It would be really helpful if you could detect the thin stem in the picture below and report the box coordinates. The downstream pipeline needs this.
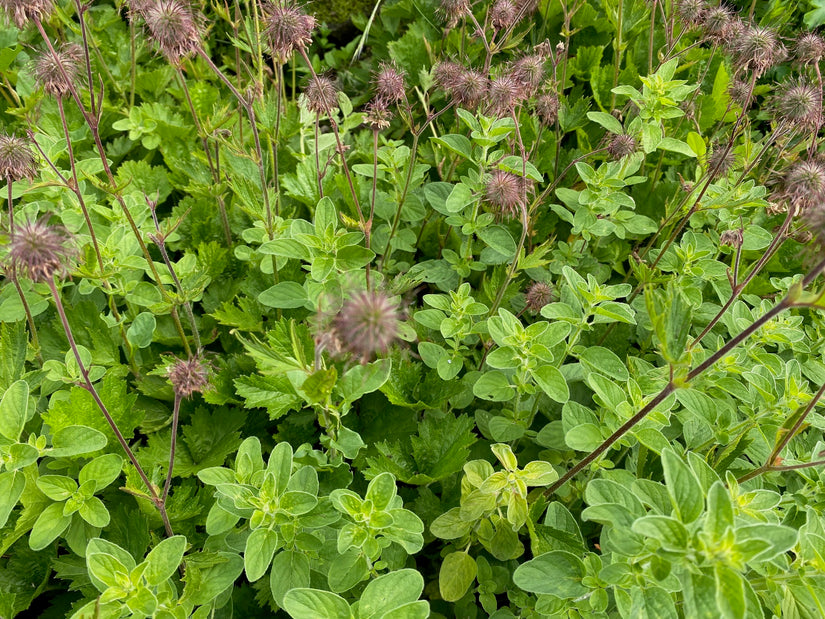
[161,394,182,505]
[47,278,173,537]
[366,128,379,287]
[73,0,96,117]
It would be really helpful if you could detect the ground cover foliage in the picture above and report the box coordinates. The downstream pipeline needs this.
[3,0,825,616]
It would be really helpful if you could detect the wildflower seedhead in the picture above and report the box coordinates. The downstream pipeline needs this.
[167,355,211,398]
[700,5,733,44]
[719,228,743,248]
[304,74,339,115]
[607,134,637,160]
[263,1,316,61]
[485,169,531,219]
[782,159,825,210]
[707,144,737,178]
[137,0,202,64]
[730,25,785,76]
[534,91,560,126]
[364,100,392,130]
[511,54,546,95]
[488,74,523,117]
[525,282,554,312]
[772,79,822,132]
[490,0,517,30]
[32,43,83,98]
[675,0,706,29]
[0,133,37,182]
[0,0,52,28]
[7,218,74,282]
[728,79,752,107]
[795,32,825,65]
[437,0,471,27]
[333,290,400,360]
[374,62,405,105]
[449,68,488,109]
[434,60,463,92]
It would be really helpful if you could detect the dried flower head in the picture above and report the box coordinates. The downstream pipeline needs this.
[31,43,84,98]
[450,68,488,109]
[510,54,546,96]
[485,169,531,219]
[525,282,554,312]
[136,0,202,64]
[0,0,52,28]
[490,0,517,30]
[728,79,752,107]
[263,1,316,61]
[700,5,733,44]
[364,99,392,130]
[719,228,743,248]
[6,218,74,282]
[304,74,339,115]
[167,355,211,398]
[437,0,471,27]
[332,290,400,360]
[707,143,737,178]
[0,133,37,182]
[730,25,786,76]
[772,79,822,132]
[782,159,825,210]
[795,32,825,65]
[487,74,523,117]
[374,62,405,105]
[535,91,560,126]
[607,134,637,160]
[675,0,706,29]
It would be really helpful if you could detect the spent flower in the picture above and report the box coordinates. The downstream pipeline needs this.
[6,218,74,282]
[31,43,84,98]
[263,1,316,60]
[332,290,400,360]
[0,133,37,182]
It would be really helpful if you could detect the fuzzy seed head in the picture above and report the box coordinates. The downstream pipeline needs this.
[535,91,560,126]
[487,74,523,117]
[263,2,315,61]
[485,169,530,219]
[700,5,733,44]
[607,134,637,160]
[137,0,202,64]
[490,0,517,30]
[0,0,52,28]
[437,0,471,27]
[6,218,74,282]
[333,290,400,360]
[719,228,743,247]
[525,282,554,312]
[167,355,210,398]
[707,144,737,178]
[511,54,546,96]
[772,79,822,131]
[32,43,83,98]
[675,0,706,29]
[364,100,392,130]
[374,62,405,105]
[304,74,339,115]
[795,32,825,65]
[782,159,825,210]
[0,133,37,182]
[450,68,488,109]
[728,79,752,107]
[730,25,786,76]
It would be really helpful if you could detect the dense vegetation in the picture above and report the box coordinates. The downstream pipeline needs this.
[2,0,825,616]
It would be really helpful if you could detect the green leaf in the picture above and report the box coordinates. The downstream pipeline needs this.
[50,425,108,457]
[270,550,310,607]
[658,137,697,157]
[0,379,28,441]
[632,515,689,551]
[30,502,73,551]
[715,564,745,619]
[79,454,123,491]
[439,551,477,602]
[36,475,77,501]
[282,589,352,619]
[126,312,156,348]
[245,527,280,582]
[430,134,474,160]
[661,449,704,523]
[144,535,187,586]
[705,481,733,543]
[0,471,25,528]
[587,111,624,134]
[78,497,110,527]
[365,472,397,511]
[473,371,515,401]
[359,569,424,618]
[513,551,587,598]
[578,346,629,381]
[532,365,570,403]
[258,282,308,309]
[87,552,129,590]
[327,549,368,593]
